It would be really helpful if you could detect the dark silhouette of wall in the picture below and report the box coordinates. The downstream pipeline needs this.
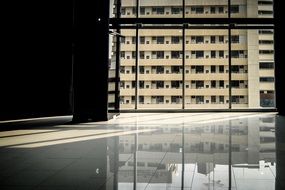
[0,1,72,120]
[72,0,110,122]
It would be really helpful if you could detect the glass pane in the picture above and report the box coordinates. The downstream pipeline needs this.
[108,31,118,111]
[185,29,229,109]
[120,29,136,110]
[138,29,183,109]
[230,29,275,108]
[139,0,183,18]
[185,0,228,18]
[231,0,273,18]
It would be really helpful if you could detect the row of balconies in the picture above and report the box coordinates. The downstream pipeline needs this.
[120,66,248,75]
[120,5,246,17]
[121,70,248,75]
[120,73,247,80]
[121,30,247,36]
[120,101,249,107]
[120,88,248,96]
[120,44,247,51]
[121,58,248,66]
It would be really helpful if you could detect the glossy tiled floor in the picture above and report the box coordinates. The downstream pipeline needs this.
[0,113,285,190]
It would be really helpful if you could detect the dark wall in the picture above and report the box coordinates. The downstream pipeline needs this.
[72,0,110,122]
[0,0,110,122]
[0,1,72,121]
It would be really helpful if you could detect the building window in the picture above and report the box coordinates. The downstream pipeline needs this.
[231,35,239,43]
[196,96,204,104]
[171,66,181,74]
[260,77,274,82]
[153,7,164,14]
[211,96,216,103]
[219,96,224,103]
[139,66,144,74]
[140,7,145,15]
[259,40,274,44]
[132,51,136,59]
[260,62,274,69]
[121,8,126,15]
[120,51,125,59]
[219,51,224,58]
[211,51,216,58]
[192,6,204,14]
[230,5,239,13]
[211,81,216,88]
[156,66,164,74]
[157,36,165,44]
[219,36,224,43]
[139,96,144,104]
[132,37,136,44]
[140,51,145,59]
[211,66,216,73]
[196,51,204,59]
[140,37,145,44]
[171,51,182,59]
[121,37,126,44]
[157,51,164,59]
[171,36,180,44]
[210,7,215,14]
[196,66,204,73]
[219,66,224,73]
[218,7,224,13]
[210,36,215,43]
[259,50,274,54]
[171,7,182,14]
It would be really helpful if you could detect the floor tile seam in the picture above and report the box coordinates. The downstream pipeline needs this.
[33,157,81,188]
[98,154,134,189]
[143,134,179,190]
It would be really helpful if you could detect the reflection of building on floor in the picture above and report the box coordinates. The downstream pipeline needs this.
[110,116,275,183]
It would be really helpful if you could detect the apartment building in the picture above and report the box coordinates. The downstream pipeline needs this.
[110,0,274,109]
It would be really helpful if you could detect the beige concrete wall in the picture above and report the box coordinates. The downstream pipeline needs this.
[247,30,260,108]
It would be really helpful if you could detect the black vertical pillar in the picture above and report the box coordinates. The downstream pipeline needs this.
[274,0,285,115]
[73,0,110,122]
